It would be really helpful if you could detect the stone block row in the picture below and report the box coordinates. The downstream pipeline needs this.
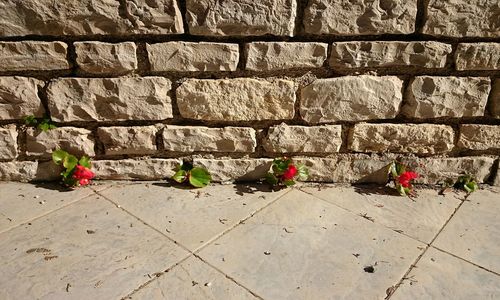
[1,41,498,73]
[1,76,499,122]
[1,123,496,161]
[2,0,497,38]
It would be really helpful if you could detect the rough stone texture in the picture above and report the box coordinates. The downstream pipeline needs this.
[147,42,239,72]
[0,41,69,71]
[162,126,256,153]
[0,126,18,160]
[0,77,45,120]
[97,126,157,155]
[74,42,137,74]
[246,42,328,71]
[194,158,273,182]
[263,123,342,153]
[296,156,393,184]
[0,0,183,36]
[26,127,95,158]
[300,76,403,123]
[350,123,455,155]
[458,125,500,151]
[455,43,500,71]
[329,41,452,69]
[492,80,500,119]
[177,78,296,121]
[303,0,417,35]
[423,0,500,37]
[495,164,500,186]
[186,0,297,36]
[47,77,172,122]
[403,76,491,118]
[400,156,495,184]
[92,159,181,180]
[0,162,37,181]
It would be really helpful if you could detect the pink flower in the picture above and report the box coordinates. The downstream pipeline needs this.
[73,165,95,186]
[398,171,419,188]
[282,165,298,180]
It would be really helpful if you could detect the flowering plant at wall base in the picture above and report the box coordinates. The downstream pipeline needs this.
[265,157,309,187]
[454,175,479,193]
[24,115,57,132]
[52,149,94,187]
[388,161,419,197]
[172,162,212,188]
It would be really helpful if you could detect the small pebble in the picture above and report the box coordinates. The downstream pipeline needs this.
[204,282,212,287]
[264,251,271,255]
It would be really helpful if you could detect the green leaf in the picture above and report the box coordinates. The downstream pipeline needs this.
[464,181,478,193]
[180,162,194,172]
[272,158,291,173]
[265,173,279,185]
[189,167,211,188]
[283,179,295,187]
[171,169,188,183]
[396,184,406,196]
[395,162,406,176]
[296,164,309,181]
[388,162,398,178]
[63,154,78,172]
[79,156,91,168]
[23,115,37,126]
[52,149,68,165]
[38,123,50,132]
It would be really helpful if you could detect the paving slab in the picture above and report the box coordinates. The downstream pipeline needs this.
[130,256,258,300]
[97,182,288,251]
[300,184,463,243]
[391,247,500,299]
[0,182,96,233]
[198,189,426,300]
[433,189,500,273]
[0,194,189,300]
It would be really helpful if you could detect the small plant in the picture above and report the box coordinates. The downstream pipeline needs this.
[172,162,211,188]
[52,149,94,187]
[388,161,419,197]
[24,115,57,131]
[265,157,309,187]
[454,175,478,193]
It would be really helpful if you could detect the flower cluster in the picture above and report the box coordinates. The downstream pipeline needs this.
[52,149,94,187]
[265,157,309,187]
[389,161,419,197]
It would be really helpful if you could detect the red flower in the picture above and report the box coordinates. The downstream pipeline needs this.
[282,165,298,180]
[398,171,419,188]
[73,165,95,186]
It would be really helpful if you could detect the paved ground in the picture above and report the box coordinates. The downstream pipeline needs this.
[0,181,498,300]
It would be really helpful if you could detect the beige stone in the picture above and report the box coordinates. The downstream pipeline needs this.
[246,42,327,71]
[350,123,454,155]
[400,156,495,184]
[263,123,342,153]
[0,161,37,181]
[75,42,137,74]
[458,125,500,151]
[423,0,500,37]
[177,78,296,121]
[455,43,500,71]
[0,126,18,160]
[304,0,417,35]
[186,0,296,36]
[0,77,45,120]
[492,79,500,118]
[0,41,69,71]
[26,127,95,158]
[330,41,451,69]
[194,158,273,182]
[403,76,491,118]
[162,126,256,153]
[494,166,500,187]
[93,159,181,180]
[47,77,172,122]
[0,0,183,36]
[97,126,157,155]
[300,76,403,123]
[147,42,239,72]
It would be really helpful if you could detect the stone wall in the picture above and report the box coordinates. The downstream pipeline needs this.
[0,0,499,185]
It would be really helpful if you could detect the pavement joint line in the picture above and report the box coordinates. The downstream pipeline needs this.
[298,186,440,244]
[0,189,100,236]
[430,245,500,276]
[386,193,468,299]
[94,185,288,299]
